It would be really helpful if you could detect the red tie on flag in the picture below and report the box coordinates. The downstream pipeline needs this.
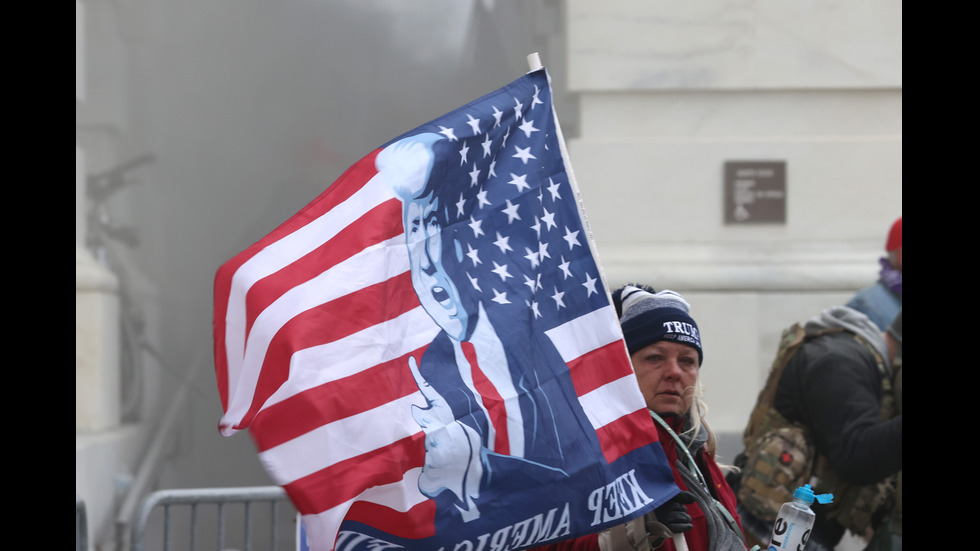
[214,65,680,551]
[461,340,510,456]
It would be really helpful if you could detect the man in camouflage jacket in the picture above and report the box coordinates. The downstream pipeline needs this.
[736,307,902,551]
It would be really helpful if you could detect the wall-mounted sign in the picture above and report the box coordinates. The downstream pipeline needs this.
[723,161,786,224]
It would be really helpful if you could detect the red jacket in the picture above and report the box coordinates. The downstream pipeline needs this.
[654,414,746,551]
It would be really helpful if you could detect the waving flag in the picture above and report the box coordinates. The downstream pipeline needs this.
[214,67,679,551]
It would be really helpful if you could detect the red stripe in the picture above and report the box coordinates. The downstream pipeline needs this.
[250,345,428,452]
[566,342,635,396]
[594,408,660,463]
[244,198,404,341]
[214,150,381,413]
[567,344,657,464]
[344,500,436,539]
[461,341,509,455]
[237,273,418,432]
[284,434,426,514]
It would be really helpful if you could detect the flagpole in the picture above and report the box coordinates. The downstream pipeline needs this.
[527,49,693,551]
[525,52,615,306]
[527,52,543,72]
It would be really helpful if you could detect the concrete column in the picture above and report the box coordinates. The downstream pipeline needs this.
[76,246,121,432]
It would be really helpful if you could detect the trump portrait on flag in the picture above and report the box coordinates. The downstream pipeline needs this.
[214,66,681,551]
[377,130,600,522]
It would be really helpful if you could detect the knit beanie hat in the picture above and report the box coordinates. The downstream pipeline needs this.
[886,217,902,252]
[615,285,703,363]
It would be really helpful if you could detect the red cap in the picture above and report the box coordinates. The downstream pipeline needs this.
[885,217,902,252]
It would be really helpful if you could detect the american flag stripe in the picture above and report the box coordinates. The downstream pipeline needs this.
[270,408,424,493]
[218,157,394,434]
[250,345,430,452]
[244,273,419,424]
[216,153,382,363]
[300,473,434,548]
[543,306,625,363]
[566,343,635,396]
[225,246,414,434]
[579,376,650,430]
[253,307,438,416]
[221,234,414,426]
[213,153,381,390]
[243,198,404,337]
[461,341,511,455]
[575,354,657,463]
[548,309,658,462]
[344,497,436,539]
[592,409,660,464]
[284,434,424,510]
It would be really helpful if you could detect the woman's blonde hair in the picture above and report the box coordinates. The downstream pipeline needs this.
[685,376,738,473]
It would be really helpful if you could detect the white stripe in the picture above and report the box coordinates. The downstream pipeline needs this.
[220,235,409,433]
[544,305,641,435]
[222,172,397,430]
[578,375,647,430]
[258,394,426,485]
[352,466,426,512]
[260,307,440,410]
[300,468,427,551]
[543,305,623,363]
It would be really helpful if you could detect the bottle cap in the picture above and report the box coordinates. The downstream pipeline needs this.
[794,484,834,505]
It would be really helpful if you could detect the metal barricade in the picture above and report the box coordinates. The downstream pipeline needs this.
[130,486,295,551]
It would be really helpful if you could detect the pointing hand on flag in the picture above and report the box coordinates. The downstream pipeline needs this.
[409,354,484,522]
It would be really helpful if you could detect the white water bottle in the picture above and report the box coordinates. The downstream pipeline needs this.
[767,484,833,551]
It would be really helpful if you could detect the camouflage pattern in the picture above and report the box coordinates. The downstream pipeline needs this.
[740,323,813,446]
[737,325,897,538]
[737,322,820,523]
[884,344,901,537]
[737,423,814,523]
